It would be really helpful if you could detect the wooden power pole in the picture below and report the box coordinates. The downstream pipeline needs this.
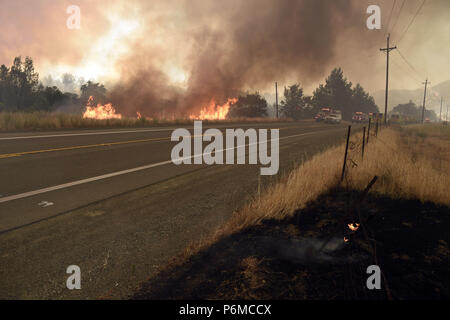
[439,96,443,122]
[421,79,429,123]
[380,34,397,126]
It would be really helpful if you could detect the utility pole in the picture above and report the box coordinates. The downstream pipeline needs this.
[447,101,448,123]
[380,34,397,126]
[275,82,279,119]
[439,96,443,122]
[421,79,429,123]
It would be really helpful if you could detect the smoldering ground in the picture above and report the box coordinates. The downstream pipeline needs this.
[258,236,364,264]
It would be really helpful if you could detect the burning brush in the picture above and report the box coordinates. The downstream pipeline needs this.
[83,96,122,120]
[344,222,361,243]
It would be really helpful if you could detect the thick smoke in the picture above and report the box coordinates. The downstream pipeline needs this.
[3,0,449,114]
[110,0,375,117]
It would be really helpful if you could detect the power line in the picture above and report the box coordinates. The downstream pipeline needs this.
[396,48,424,80]
[385,0,397,36]
[397,0,427,43]
[388,51,422,83]
[390,0,406,36]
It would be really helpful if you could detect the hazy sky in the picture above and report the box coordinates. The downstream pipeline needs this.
[0,0,448,103]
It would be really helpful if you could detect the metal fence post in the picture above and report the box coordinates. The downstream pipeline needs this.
[362,127,366,160]
[341,125,351,181]
[375,118,379,137]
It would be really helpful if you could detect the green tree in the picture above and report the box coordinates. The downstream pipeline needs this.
[280,84,306,119]
[392,101,420,118]
[80,81,107,106]
[351,84,379,115]
[0,56,41,111]
[40,86,64,111]
[0,64,9,109]
[0,56,85,112]
[312,68,378,120]
[227,92,268,118]
[312,68,353,119]
[392,101,437,122]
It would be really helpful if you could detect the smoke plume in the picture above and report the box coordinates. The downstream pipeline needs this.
[109,0,378,117]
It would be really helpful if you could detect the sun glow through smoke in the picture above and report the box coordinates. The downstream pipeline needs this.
[46,16,140,82]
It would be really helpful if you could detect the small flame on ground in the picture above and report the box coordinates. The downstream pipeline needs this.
[136,111,142,119]
[83,96,122,120]
[189,98,238,120]
[348,223,360,232]
[344,237,349,243]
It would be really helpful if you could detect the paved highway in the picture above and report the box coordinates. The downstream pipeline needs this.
[0,120,351,299]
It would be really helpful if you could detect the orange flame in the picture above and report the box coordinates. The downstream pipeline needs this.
[189,98,238,120]
[136,111,142,119]
[83,96,122,120]
[344,237,349,243]
[348,223,360,232]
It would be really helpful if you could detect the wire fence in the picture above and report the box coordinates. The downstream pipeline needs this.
[333,118,393,299]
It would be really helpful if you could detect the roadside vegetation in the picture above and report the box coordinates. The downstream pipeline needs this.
[1,55,380,131]
[0,111,295,132]
[133,124,450,299]
[180,124,450,258]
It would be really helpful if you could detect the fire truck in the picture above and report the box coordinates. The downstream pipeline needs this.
[351,112,368,123]
[314,107,332,122]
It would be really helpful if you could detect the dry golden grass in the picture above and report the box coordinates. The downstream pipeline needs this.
[399,123,450,140]
[0,112,293,132]
[346,126,450,205]
[178,124,450,262]
[0,112,144,131]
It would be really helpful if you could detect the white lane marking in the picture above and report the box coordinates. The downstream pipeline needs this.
[38,201,54,208]
[0,123,292,141]
[0,131,320,204]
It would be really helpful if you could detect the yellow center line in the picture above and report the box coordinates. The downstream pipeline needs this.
[0,126,302,160]
[0,136,172,159]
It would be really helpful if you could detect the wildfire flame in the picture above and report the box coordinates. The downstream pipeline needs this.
[189,98,238,120]
[83,96,122,120]
[136,111,142,119]
[344,237,349,243]
[348,223,360,232]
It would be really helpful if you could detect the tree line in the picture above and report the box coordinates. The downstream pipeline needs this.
[228,68,379,120]
[0,56,107,113]
[392,100,437,122]
[1,56,379,120]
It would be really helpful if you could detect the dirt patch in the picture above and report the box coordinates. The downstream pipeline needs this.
[132,188,450,300]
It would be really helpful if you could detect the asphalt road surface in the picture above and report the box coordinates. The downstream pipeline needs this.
[0,120,352,299]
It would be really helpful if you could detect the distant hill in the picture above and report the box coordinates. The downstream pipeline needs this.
[373,80,450,116]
